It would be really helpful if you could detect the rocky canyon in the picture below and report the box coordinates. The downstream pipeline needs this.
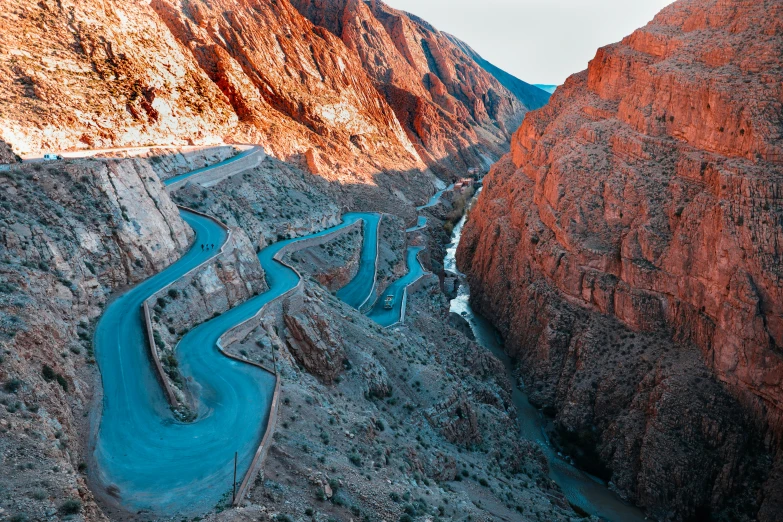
[459,0,783,520]
[1,0,781,521]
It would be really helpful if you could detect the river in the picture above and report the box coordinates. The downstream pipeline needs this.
[444,190,647,521]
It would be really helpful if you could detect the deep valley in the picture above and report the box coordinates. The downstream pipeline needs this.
[0,1,781,521]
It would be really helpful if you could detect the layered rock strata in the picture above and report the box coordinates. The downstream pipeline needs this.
[291,0,547,176]
[459,0,783,519]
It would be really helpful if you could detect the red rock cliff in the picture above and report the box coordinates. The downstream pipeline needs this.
[290,0,547,176]
[459,0,783,519]
[0,0,544,186]
[0,0,424,186]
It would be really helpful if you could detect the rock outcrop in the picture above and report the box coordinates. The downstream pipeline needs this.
[0,0,541,186]
[0,159,190,521]
[284,290,347,384]
[291,0,545,176]
[459,0,783,520]
[0,140,18,164]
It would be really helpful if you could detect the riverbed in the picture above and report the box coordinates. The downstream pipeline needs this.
[444,192,647,522]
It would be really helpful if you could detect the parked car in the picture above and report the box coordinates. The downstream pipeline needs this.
[43,153,63,161]
[383,295,394,310]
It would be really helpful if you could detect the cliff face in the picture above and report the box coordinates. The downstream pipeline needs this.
[0,0,424,184]
[459,0,783,520]
[0,159,190,521]
[290,0,543,175]
[0,0,541,185]
[0,0,237,153]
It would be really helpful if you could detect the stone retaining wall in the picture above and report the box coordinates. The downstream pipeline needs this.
[165,146,264,192]
[393,249,434,327]
[141,206,233,409]
[142,301,180,406]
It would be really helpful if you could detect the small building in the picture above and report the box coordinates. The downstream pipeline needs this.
[454,178,475,191]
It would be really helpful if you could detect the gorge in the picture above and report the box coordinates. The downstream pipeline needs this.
[458,0,783,520]
[1,0,781,521]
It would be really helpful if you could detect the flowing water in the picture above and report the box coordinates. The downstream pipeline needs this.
[445,194,647,521]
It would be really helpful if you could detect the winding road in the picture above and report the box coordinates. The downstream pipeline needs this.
[92,156,395,514]
[91,148,632,519]
[92,149,446,514]
[366,246,426,327]
[335,213,381,310]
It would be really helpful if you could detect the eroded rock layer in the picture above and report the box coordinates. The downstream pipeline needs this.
[0,0,541,184]
[291,0,546,175]
[459,0,783,520]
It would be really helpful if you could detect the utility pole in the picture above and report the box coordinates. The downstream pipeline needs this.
[232,452,238,503]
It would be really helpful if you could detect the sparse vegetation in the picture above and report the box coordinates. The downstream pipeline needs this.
[4,378,22,393]
[59,499,82,515]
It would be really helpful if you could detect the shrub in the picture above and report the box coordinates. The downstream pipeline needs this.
[168,288,180,299]
[56,374,68,392]
[42,365,56,382]
[29,489,47,500]
[4,378,23,393]
[348,452,362,467]
[59,499,82,515]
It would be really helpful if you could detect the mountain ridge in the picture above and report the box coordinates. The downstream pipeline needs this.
[0,0,543,184]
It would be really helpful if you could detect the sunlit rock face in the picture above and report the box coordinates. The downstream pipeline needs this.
[459,0,783,519]
[0,0,545,184]
[0,0,425,184]
[290,0,549,176]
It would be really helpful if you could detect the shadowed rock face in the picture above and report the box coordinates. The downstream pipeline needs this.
[290,0,544,176]
[459,0,783,520]
[0,140,18,164]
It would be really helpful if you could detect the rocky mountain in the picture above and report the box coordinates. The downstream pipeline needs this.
[0,0,540,186]
[290,0,548,176]
[534,84,557,94]
[459,0,783,520]
[445,35,551,113]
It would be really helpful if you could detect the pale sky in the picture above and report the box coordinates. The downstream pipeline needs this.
[384,0,674,86]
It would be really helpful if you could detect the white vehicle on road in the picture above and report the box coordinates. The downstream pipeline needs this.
[43,153,63,161]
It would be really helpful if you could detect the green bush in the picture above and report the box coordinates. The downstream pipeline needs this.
[42,365,56,382]
[4,378,23,393]
[59,499,82,515]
